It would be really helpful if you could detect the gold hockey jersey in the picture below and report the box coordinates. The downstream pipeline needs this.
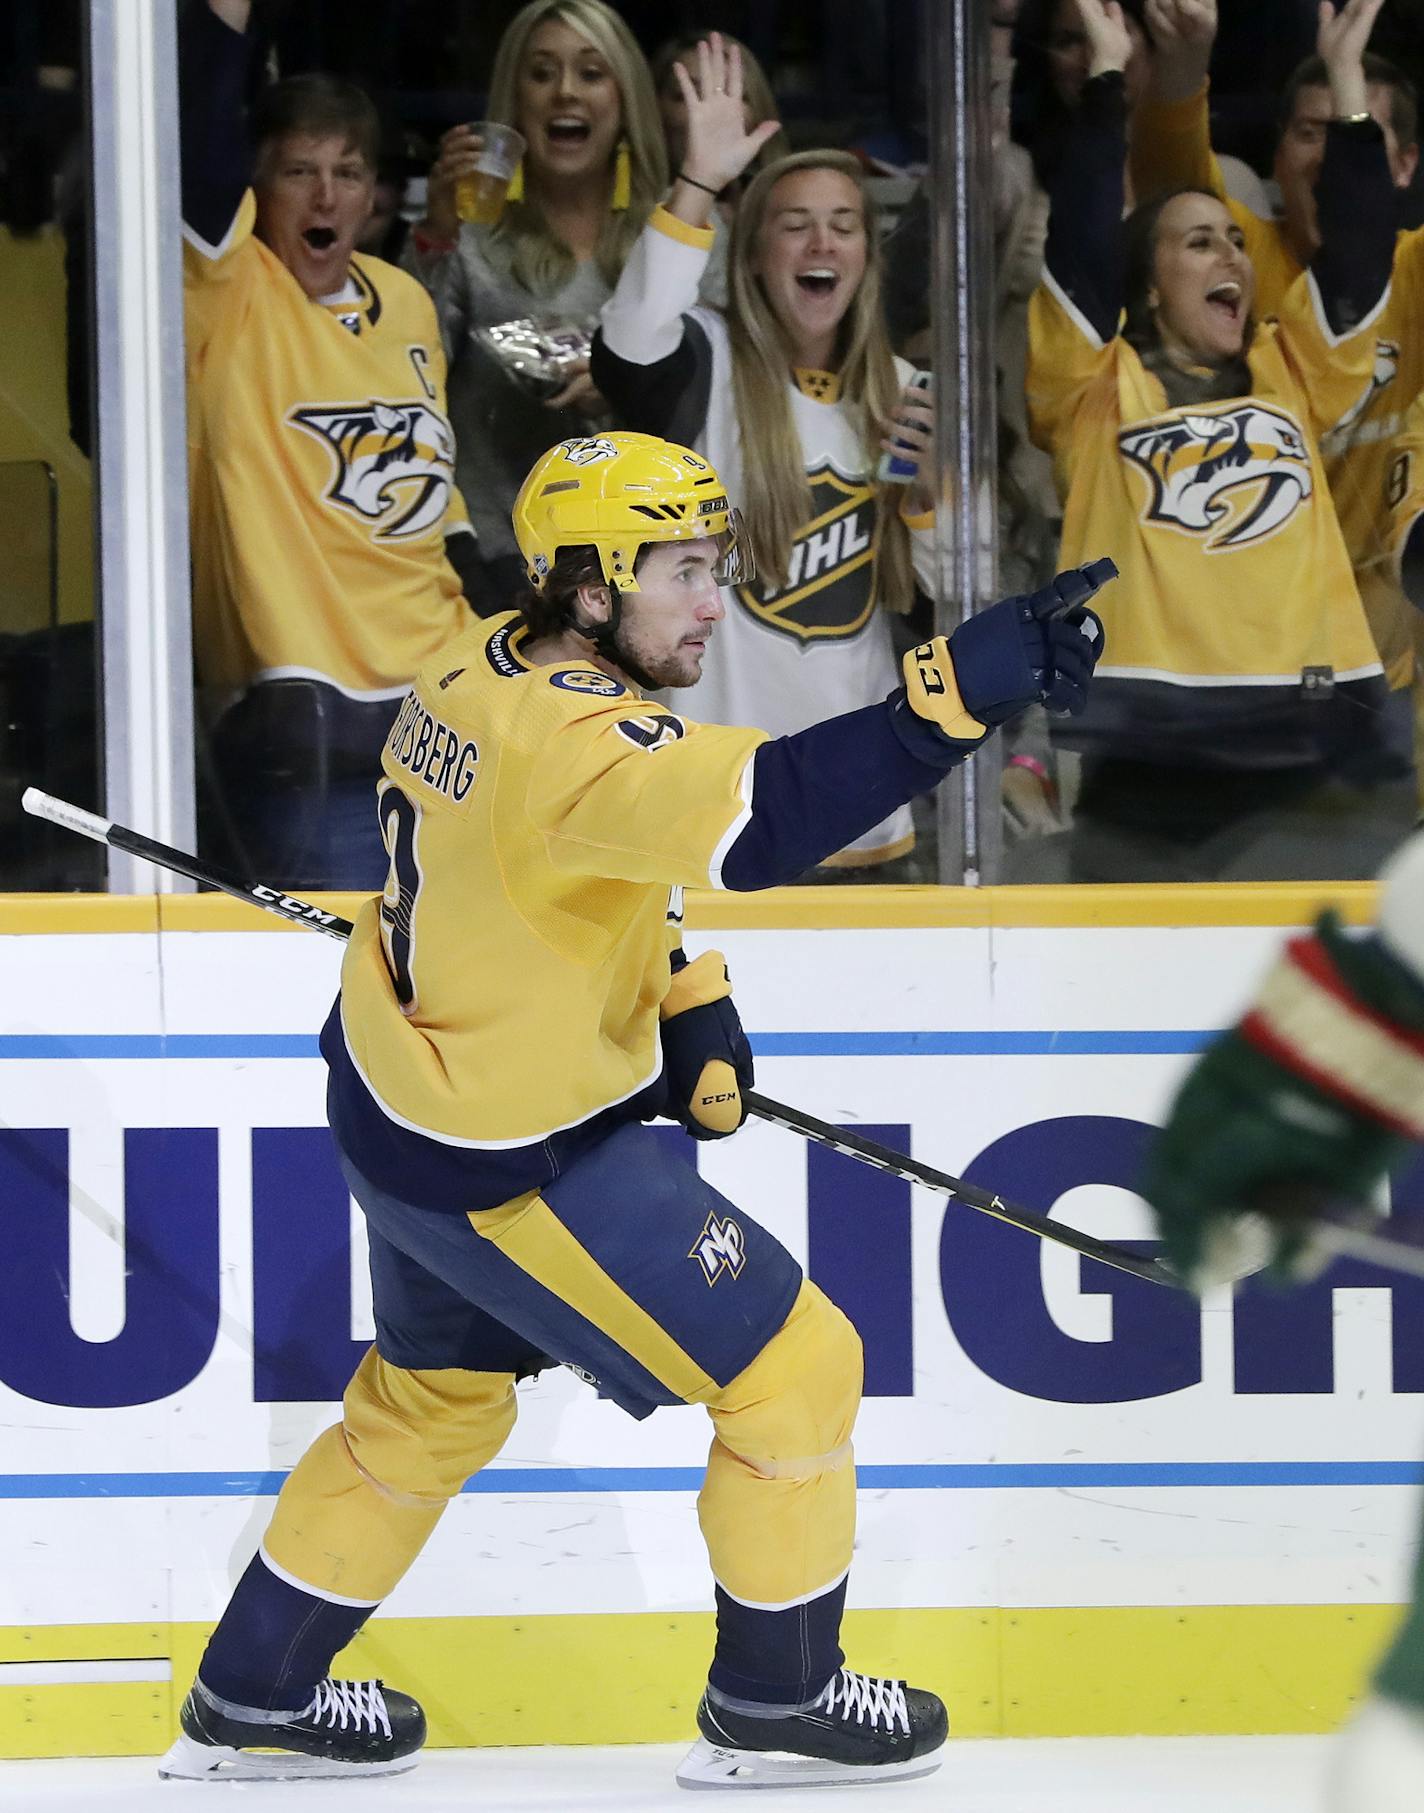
[1130,87,1424,686]
[337,613,767,1148]
[184,190,471,701]
[1027,267,1383,699]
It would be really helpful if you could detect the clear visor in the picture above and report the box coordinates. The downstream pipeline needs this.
[709,510,755,587]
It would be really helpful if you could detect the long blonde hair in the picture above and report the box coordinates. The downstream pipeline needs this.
[485,0,669,296]
[727,151,915,610]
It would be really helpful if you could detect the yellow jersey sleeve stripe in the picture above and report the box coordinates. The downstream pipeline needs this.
[649,204,716,251]
[470,1193,720,1404]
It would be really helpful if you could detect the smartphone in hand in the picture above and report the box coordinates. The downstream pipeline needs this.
[876,368,933,486]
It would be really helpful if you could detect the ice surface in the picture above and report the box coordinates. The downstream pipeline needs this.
[0,1734,1332,1811]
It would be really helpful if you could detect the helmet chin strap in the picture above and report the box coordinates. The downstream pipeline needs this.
[570,587,661,693]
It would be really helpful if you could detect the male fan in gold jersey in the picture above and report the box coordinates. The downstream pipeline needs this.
[182,0,483,891]
[160,432,1108,1792]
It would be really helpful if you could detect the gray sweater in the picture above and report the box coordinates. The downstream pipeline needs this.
[404,227,615,565]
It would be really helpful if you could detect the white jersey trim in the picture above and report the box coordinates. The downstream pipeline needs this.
[339,1005,666,1151]
[1307,264,1392,355]
[1093,661,1384,687]
[1041,267,1108,351]
[181,213,246,265]
[259,1543,381,1609]
[712,1564,851,1613]
[706,752,757,891]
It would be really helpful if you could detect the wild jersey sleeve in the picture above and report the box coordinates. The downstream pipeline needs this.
[519,675,766,887]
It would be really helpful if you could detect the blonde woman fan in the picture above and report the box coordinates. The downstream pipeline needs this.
[592,34,937,875]
[407,0,668,598]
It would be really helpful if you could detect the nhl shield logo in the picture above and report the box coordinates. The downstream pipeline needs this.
[289,398,455,541]
[688,1211,747,1286]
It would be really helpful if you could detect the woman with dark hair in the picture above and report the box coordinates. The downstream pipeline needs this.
[1027,0,1405,882]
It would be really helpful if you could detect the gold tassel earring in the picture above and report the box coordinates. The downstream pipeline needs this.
[506,159,524,204]
[611,139,631,211]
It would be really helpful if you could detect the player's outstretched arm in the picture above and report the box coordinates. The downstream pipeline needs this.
[1139,832,1424,1291]
[718,563,1110,890]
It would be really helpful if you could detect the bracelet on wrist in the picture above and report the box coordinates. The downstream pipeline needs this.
[677,170,722,198]
[1007,754,1051,784]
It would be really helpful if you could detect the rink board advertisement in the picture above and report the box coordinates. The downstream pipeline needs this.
[1,884,1419,1754]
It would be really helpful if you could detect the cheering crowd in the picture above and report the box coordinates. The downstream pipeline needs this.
[172,0,1424,888]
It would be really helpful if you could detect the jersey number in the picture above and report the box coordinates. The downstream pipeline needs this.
[615,713,686,752]
[1389,450,1412,510]
[378,784,423,1013]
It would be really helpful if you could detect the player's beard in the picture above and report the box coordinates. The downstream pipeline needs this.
[610,617,706,693]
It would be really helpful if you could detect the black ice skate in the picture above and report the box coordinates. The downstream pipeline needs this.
[677,1666,947,1789]
[157,1673,426,1782]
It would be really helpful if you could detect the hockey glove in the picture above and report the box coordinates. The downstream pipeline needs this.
[907,558,1113,737]
[660,949,754,1140]
[1139,912,1424,1292]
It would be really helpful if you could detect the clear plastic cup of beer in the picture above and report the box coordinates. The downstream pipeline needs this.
[456,123,527,226]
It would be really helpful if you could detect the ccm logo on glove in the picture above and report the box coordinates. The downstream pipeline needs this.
[660,950,755,1140]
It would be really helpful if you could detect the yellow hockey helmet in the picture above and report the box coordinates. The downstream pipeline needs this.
[511,432,754,594]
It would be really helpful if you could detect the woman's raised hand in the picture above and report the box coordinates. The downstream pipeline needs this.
[1075,0,1135,78]
[674,33,782,199]
[1144,0,1218,52]
[1317,0,1388,119]
[1144,0,1216,103]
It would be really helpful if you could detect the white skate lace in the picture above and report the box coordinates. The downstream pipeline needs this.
[814,1669,910,1734]
[304,1678,393,1737]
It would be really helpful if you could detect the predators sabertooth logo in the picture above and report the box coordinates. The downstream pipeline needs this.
[1119,402,1312,550]
[289,399,455,541]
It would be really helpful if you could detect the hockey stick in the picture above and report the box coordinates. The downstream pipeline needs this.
[23,785,1177,1286]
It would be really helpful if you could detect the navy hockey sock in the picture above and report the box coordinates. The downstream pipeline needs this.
[707,1574,848,1709]
[197,1550,378,1713]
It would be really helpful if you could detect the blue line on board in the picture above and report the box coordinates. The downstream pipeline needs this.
[3,1462,1420,1500]
[0,1031,1216,1061]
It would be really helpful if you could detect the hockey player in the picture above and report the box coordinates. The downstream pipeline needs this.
[158,429,1107,1789]
[1139,829,1424,1810]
